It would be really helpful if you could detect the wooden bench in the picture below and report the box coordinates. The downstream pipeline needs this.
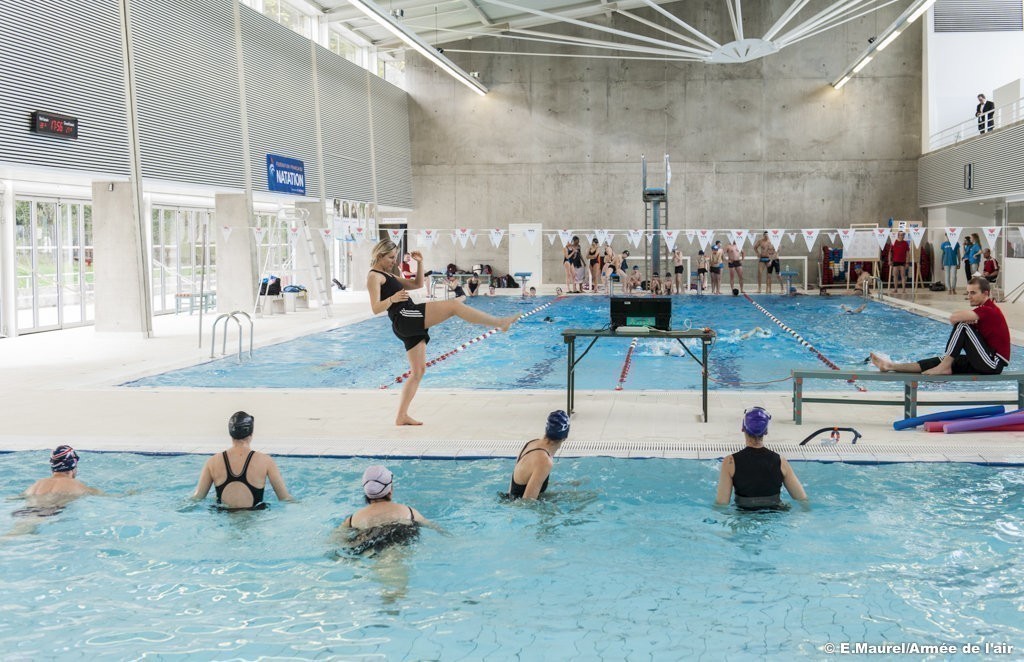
[791,369,1024,424]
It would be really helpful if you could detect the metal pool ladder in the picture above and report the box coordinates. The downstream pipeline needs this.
[210,311,254,361]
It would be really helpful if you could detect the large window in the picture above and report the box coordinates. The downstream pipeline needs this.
[261,0,311,37]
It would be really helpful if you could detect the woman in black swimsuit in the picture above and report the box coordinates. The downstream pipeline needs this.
[368,239,520,426]
[507,410,570,500]
[337,465,441,555]
[586,239,600,291]
[192,411,293,510]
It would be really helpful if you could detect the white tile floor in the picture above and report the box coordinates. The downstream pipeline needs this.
[1,289,1023,462]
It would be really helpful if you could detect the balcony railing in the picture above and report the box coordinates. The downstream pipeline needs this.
[928,97,1024,152]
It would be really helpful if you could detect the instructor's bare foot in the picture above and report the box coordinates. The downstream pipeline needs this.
[498,314,521,333]
[396,415,423,426]
[870,352,894,372]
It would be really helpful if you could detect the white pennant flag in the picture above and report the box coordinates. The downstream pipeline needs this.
[746,231,758,247]
[252,227,268,242]
[1018,227,1024,245]
[318,228,334,245]
[523,228,538,245]
[547,233,558,245]
[469,230,478,247]
[604,232,616,245]
[418,229,438,247]
[684,229,696,244]
[490,229,506,248]
[221,225,233,241]
[558,229,573,246]
[872,228,891,250]
[456,227,472,248]
[646,231,655,245]
[697,230,714,251]
[661,229,679,250]
[786,232,798,244]
[626,229,644,248]
[449,231,459,246]
[387,228,405,244]
[837,228,856,250]
[826,232,838,244]
[944,227,963,245]
[982,226,1002,249]
[735,229,750,246]
[908,226,926,248]
[288,226,301,246]
[766,229,784,251]
[801,229,820,252]
[594,229,609,245]
[727,230,742,245]
[584,232,595,245]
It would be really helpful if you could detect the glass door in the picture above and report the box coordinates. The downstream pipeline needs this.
[13,198,93,333]
[150,207,215,314]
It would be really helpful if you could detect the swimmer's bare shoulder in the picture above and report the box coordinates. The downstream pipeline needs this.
[24,478,100,497]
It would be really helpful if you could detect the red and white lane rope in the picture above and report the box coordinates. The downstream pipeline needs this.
[743,294,866,392]
[380,298,559,389]
[615,337,639,391]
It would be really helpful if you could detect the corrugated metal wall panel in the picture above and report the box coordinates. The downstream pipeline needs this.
[316,45,374,201]
[368,76,413,208]
[130,0,245,188]
[0,0,130,175]
[934,0,1024,32]
[240,5,319,196]
[919,124,1024,205]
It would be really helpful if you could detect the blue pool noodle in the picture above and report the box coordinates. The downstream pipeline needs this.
[893,405,1006,430]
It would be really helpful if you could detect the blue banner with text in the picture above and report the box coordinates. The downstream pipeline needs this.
[266,154,306,195]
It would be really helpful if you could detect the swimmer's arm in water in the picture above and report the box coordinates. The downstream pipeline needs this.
[410,507,448,535]
[714,455,735,506]
[266,458,293,502]
[191,459,214,500]
[781,458,808,502]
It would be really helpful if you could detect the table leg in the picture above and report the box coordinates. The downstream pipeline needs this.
[702,339,708,422]
[794,377,803,425]
[569,338,577,414]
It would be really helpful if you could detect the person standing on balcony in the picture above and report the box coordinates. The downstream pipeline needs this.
[976,94,995,134]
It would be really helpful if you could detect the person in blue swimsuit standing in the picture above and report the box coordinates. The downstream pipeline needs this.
[192,411,292,510]
[507,410,570,500]
[368,239,520,426]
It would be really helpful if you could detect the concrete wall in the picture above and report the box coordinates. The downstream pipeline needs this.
[401,0,922,283]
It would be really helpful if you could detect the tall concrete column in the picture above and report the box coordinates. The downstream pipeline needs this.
[0,181,15,337]
[295,201,328,294]
[215,193,256,314]
[93,181,151,333]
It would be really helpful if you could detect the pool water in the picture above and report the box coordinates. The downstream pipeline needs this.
[1,452,1021,659]
[125,295,1023,391]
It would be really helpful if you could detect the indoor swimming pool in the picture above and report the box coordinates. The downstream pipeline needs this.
[125,295,1024,392]
[1,452,1021,659]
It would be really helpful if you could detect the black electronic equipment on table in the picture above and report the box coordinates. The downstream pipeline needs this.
[610,296,672,332]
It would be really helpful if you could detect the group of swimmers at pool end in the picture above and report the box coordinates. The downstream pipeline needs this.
[10,408,807,548]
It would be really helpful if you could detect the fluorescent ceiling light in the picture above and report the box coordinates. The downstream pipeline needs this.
[833,75,851,90]
[852,56,873,73]
[345,0,488,96]
[875,30,901,51]
[907,0,937,24]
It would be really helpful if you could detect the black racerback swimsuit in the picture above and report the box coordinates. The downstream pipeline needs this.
[214,450,266,509]
[507,440,551,499]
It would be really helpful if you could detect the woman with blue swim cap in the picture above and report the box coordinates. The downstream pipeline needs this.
[507,410,570,500]
[715,407,807,510]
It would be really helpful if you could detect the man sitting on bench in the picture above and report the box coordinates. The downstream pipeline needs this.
[870,277,1009,376]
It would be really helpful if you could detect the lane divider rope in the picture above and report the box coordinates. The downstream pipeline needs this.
[615,337,639,391]
[742,294,866,392]
[380,298,558,389]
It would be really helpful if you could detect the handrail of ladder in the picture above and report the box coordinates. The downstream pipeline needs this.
[210,311,254,362]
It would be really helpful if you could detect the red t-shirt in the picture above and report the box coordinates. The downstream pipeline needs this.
[984,258,998,273]
[891,240,909,263]
[974,298,1010,363]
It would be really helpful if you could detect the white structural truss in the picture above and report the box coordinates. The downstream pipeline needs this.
[322,0,937,92]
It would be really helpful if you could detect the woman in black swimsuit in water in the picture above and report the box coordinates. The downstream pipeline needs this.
[507,410,570,500]
[368,239,520,426]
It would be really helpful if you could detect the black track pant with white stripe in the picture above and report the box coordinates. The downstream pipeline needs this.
[917,322,1005,375]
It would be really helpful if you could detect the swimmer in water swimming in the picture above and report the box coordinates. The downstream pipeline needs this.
[337,465,442,555]
[6,445,101,537]
[733,327,770,341]
[841,303,867,314]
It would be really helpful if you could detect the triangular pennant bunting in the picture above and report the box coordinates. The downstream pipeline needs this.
[944,227,963,245]
[801,229,820,252]
[558,230,573,246]
[221,225,233,241]
[490,229,506,248]
[982,226,1002,249]
[594,229,608,245]
[547,233,558,245]
[457,227,472,249]
[837,228,856,250]
[908,227,926,248]
[661,229,679,251]
[318,228,333,244]
[252,227,268,242]
[684,229,696,244]
[449,232,458,246]
[826,232,837,244]
[766,229,784,251]
[387,228,405,244]
[786,232,798,244]
[523,228,538,245]
[872,228,891,250]
[697,230,714,251]
[418,229,437,247]
[626,229,643,248]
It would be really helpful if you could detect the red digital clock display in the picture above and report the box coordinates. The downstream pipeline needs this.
[31,111,79,139]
